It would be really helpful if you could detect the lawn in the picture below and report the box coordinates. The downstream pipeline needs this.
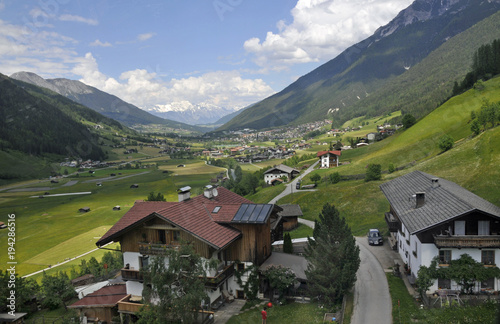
[226,301,326,323]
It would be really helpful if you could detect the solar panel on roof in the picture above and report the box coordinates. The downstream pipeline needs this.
[241,204,256,222]
[257,204,272,222]
[232,204,273,224]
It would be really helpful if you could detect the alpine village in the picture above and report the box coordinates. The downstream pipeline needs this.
[2,0,500,323]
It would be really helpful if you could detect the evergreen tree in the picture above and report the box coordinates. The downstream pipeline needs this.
[305,203,360,307]
[283,232,294,254]
[402,114,416,129]
[146,191,166,201]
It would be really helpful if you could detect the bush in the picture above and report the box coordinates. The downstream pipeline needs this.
[365,164,381,182]
[329,172,340,184]
[388,163,395,174]
[438,134,454,152]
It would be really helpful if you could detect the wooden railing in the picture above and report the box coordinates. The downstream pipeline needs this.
[121,268,143,282]
[385,212,399,232]
[118,295,145,314]
[138,242,180,255]
[434,235,500,248]
[204,263,235,288]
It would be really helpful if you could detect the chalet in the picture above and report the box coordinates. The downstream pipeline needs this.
[68,284,127,324]
[130,184,139,189]
[0,313,27,324]
[317,150,341,168]
[95,186,283,318]
[263,164,300,184]
[0,222,6,229]
[79,207,91,213]
[278,204,303,231]
[381,171,500,293]
[113,206,121,211]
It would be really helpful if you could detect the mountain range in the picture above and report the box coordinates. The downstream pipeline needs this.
[9,72,203,133]
[218,0,500,131]
[144,101,239,126]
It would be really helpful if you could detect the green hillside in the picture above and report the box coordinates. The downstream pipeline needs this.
[278,76,500,235]
[218,2,500,131]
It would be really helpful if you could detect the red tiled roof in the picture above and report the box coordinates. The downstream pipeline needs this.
[96,187,253,249]
[317,150,341,157]
[69,284,127,308]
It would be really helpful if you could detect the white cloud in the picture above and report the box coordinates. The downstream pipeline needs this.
[90,39,112,47]
[0,19,78,76]
[137,33,154,42]
[72,53,275,110]
[244,0,413,70]
[59,14,98,26]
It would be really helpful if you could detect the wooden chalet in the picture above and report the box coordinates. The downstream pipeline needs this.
[317,150,341,168]
[68,284,127,323]
[381,171,500,292]
[95,185,283,317]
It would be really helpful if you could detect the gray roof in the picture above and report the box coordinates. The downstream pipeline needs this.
[259,252,309,281]
[278,204,303,217]
[379,171,500,234]
[264,164,299,175]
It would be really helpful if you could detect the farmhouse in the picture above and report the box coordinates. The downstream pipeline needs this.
[263,164,299,184]
[381,171,500,293]
[317,150,341,168]
[96,186,284,319]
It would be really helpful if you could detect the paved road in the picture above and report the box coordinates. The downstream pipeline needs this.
[351,238,393,324]
[268,160,319,204]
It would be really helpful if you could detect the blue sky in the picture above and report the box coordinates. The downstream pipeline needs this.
[0,0,413,113]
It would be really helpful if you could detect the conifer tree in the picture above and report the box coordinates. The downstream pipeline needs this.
[283,232,294,254]
[305,203,360,307]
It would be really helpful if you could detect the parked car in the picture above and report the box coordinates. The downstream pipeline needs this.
[296,181,301,189]
[367,229,383,245]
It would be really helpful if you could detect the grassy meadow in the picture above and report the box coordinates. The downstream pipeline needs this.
[0,160,226,277]
[278,76,500,235]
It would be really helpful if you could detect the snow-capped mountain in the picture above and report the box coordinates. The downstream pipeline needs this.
[145,101,240,125]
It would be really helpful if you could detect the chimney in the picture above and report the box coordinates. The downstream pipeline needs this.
[203,185,214,199]
[432,178,439,189]
[178,186,191,202]
[416,192,425,208]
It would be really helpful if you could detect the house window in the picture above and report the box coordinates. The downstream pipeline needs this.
[479,221,490,235]
[482,250,495,265]
[481,277,495,289]
[237,263,245,271]
[139,255,149,269]
[438,278,451,289]
[173,230,180,242]
[439,250,452,264]
[158,230,166,244]
[455,221,465,235]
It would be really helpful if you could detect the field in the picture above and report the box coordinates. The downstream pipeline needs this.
[0,161,226,277]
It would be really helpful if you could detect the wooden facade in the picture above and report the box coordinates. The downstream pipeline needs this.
[119,216,212,259]
[228,222,272,265]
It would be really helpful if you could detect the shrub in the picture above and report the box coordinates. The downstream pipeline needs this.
[365,164,381,182]
[438,134,454,152]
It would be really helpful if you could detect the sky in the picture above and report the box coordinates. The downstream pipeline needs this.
[0,0,414,113]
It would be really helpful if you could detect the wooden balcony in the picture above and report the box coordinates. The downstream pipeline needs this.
[434,235,500,248]
[204,263,235,289]
[138,242,180,255]
[121,268,143,282]
[385,212,399,232]
[118,295,145,314]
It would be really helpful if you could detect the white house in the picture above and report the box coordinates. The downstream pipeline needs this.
[263,164,300,184]
[381,171,500,293]
[316,150,341,168]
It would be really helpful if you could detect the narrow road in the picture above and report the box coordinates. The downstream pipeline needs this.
[351,238,392,324]
[268,160,319,204]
